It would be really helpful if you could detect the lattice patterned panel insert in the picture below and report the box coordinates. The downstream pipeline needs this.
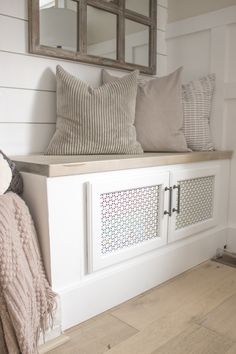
[176,175,215,230]
[100,185,161,254]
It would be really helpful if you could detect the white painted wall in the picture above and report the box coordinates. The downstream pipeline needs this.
[0,0,167,155]
[168,0,236,23]
[167,5,236,241]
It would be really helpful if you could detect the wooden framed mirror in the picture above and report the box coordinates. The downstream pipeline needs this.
[28,0,157,74]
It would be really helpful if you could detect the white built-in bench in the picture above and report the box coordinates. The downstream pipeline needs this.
[13,151,232,332]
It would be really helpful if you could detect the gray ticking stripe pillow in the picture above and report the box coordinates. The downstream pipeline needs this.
[182,74,215,151]
[46,66,143,155]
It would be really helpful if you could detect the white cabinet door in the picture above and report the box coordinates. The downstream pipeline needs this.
[87,170,170,272]
[168,165,220,243]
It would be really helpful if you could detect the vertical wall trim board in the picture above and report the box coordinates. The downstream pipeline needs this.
[210,26,227,150]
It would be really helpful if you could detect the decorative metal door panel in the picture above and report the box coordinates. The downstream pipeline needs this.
[169,166,220,243]
[87,171,169,272]
[175,176,215,230]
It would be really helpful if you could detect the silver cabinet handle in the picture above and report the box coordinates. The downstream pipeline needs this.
[173,184,181,214]
[164,187,172,217]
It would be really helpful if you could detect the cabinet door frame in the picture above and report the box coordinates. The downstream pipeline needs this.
[168,165,220,243]
[87,170,170,272]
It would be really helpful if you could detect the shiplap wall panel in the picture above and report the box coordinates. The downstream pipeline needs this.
[0,0,27,20]
[0,88,56,123]
[0,52,57,91]
[157,6,168,31]
[0,0,167,155]
[156,54,167,76]
[0,52,103,91]
[157,30,167,55]
[0,14,27,53]
[0,123,55,155]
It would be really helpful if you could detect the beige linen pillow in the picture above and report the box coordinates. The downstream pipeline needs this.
[103,68,189,152]
[46,66,143,155]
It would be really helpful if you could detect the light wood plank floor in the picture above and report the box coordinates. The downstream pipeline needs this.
[48,261,236,354]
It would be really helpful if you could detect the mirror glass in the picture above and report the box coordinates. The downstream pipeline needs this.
[125,20,149,66]
[31,0,156,74]
[87,6,117,60]
[126,0,150,17]
[39,0,78,51]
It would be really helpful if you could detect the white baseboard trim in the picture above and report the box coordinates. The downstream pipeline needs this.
[58,227,227,330]
[38,334,70,354]
[226,227,236,252]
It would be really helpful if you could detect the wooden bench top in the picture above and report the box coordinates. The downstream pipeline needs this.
[12,151,233,177]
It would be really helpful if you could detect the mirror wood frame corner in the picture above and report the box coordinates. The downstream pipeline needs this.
[28,0,157,75]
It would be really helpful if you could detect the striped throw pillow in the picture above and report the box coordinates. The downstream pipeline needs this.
[46,66,143,155]
[182,74,215,151]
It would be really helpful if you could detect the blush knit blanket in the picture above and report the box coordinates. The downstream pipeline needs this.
[0,192,57,354]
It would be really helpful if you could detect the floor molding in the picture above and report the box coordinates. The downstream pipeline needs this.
[38,334,70,354]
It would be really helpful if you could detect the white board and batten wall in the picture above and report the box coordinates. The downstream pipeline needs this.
[0,0,167,156]
[166,4,236,248]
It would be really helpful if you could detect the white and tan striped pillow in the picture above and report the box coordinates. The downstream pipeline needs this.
[46,66,143,155]
[182,74,215,151]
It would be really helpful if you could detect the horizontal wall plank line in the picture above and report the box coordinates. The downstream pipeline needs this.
[157,4,168,10]
[0,86,56,93]
[156,53,167,57]
[157,27,166,32]
[0,123,55,155]
[0,122,56,125]
[0,13,28,22]
[0,49,32,57]
[157,28,166,33]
